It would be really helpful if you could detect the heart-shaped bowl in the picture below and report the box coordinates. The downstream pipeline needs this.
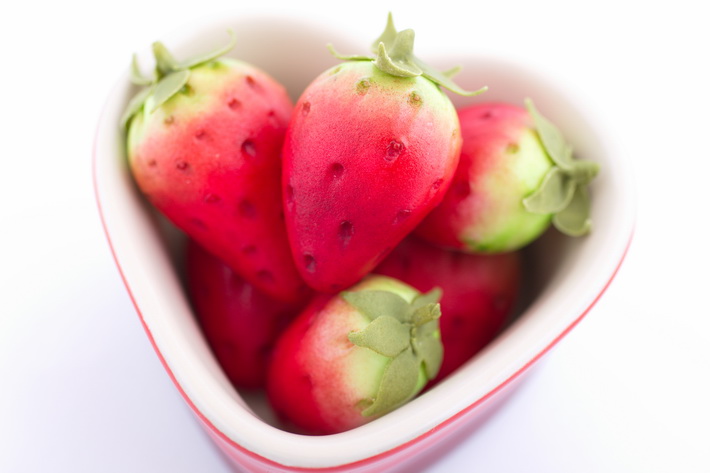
[93,14,634,473]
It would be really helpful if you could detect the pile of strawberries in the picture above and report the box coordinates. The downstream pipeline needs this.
[123,14,598,435]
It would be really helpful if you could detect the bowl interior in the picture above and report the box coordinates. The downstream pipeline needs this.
[94,15,633,469]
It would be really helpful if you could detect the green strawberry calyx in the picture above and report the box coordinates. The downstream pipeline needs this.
[522,99,601,236]
[120,31,237,128]
[342,287,443,418]
[328,13,486,97]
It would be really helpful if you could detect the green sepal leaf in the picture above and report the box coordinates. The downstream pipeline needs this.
[326,44,372,62]
[413,332,443,380]
[442,65,462,78]
[121,30,235,130]
[415,315,438,338]
[526,98,575,171]
[523,98,600,238]
[130,55,154,86]
[374,30,422,78]
[329,13,486,97]
[344,283,444,418]
[361,348,420,417]
[375,13,484,96]
[370,12,398,54]
[341,290,410,322]
[418,58,487,97]
[348,315,410,357]
[523,167,576,214]
[152,41,181,77]
[150,70,190,112]
[569,160,601,185]
[411,287,442,310]
[120,87,153,128]
[552,185,593,236]
[373,29,487,97]
[411,303,441,327]
[180,30,237,69]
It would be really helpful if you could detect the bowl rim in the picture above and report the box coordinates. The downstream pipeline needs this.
[92,13,636,470]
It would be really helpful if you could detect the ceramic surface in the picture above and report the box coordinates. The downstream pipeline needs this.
[93,15,634,471]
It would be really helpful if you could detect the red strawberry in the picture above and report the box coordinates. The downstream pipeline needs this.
[123,33,308,303]
[266,275,443,435]
[185,240,305,389]
[282,14,486,293]
[415,100,600,253]
[375,237,521,383]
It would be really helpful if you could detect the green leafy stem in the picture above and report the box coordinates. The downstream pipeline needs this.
[522,99,601,236]
[328,13,487,97]
[342,288,443,418]
[120,31,237,128]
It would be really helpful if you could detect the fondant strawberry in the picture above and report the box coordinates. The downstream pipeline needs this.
[282,14,486,293]
[375,236,521,383]
[123,32,307,302]
[266,275,443,434]
[416,100,600,253]
[185,240,305,389]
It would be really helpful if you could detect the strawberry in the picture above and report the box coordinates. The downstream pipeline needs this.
[123,32,308,302]
[415,100,600,253]
[282,14,486,293]
[375,236,521,384]
[185,239,305,389]
[266,275,443,435]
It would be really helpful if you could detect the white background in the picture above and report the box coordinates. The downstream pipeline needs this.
[1,1,708,472]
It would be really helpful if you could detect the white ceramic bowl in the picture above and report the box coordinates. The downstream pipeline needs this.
[93,15,634,472]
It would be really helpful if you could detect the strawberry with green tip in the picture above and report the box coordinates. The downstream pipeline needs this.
[282,14,486,293]
[266,275,443,435]
[124,32,308,303]
[415,100,600,253]
[375,236,521,383]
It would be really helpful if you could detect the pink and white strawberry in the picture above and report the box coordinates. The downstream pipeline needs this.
[266,275,443,435]
[282,14,486,293]
[375,236,521,383]
[185,240,306,389]
[123,33,308,303]
[415,100,600,253]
